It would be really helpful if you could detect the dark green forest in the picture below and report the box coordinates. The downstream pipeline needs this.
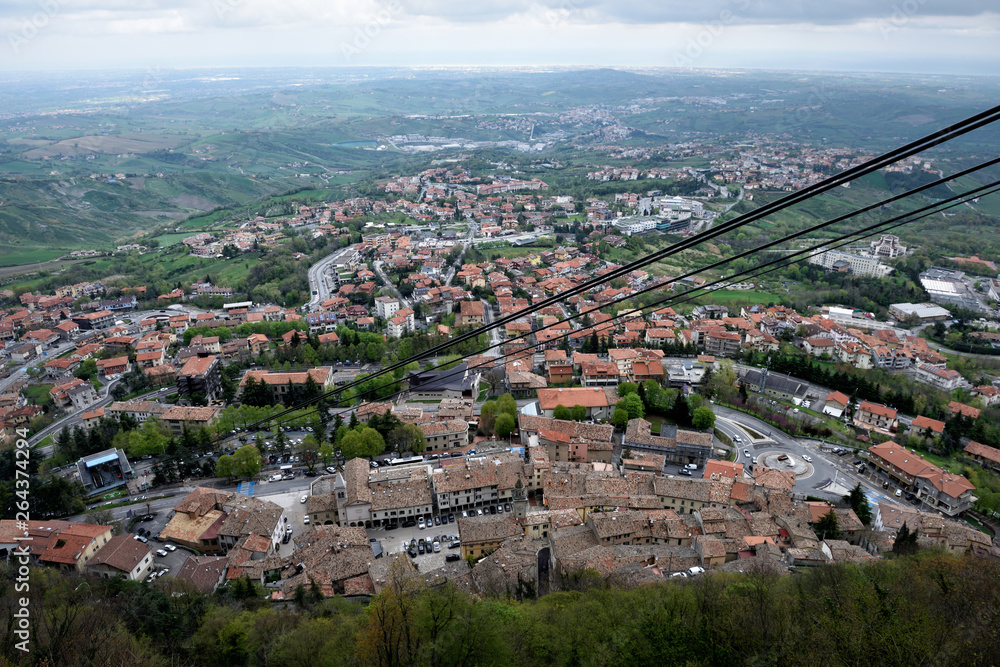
[2,552,998,666]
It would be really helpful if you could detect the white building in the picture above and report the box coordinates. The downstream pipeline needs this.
[613,217,657,236]
[374,296,400,320]
[809,248,891,278]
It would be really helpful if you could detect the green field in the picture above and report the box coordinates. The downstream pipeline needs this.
[688,289,784,308]
[151,232,197,247]
[0,247,70,266]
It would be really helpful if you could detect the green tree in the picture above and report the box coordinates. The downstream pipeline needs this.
[232,444,262,480]
[495,413,516,440]
[571,404,587,421]
[553,404,572,421]
[388,423,426,455]
[691,406,716,430]
[215,454,236,481]
[669,392,692,427]
[623,393,645,420]
[815,509,841,540]
[617,382,638,397]
[340,427,385,459]
[479,400,498,434]
[893,521,920,556]
[612,404,630,430]
[843,482,872,525]
[497,393,518,419]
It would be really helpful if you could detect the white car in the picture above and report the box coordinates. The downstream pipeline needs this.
[163,544,177,552]
[155,549,168,557]
[300,495,308,504]
[418,518,426,529]
[802,455,812,462]
[303,516,310,525]
[743,449,750,457]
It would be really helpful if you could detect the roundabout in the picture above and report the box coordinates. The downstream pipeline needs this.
[753,450,814,480]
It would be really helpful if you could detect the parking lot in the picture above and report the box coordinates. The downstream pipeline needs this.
[368,515,464,570]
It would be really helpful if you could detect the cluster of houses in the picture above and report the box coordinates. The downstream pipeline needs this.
[16,424,989,598]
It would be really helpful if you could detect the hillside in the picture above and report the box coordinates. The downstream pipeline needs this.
[2,552,997,666]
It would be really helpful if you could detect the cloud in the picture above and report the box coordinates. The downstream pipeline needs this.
[402,0,998,25]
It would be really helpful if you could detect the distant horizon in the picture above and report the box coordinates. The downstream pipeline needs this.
[2,1,996,76]
[2,63,997,79]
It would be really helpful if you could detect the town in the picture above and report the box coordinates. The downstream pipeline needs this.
[2,154,999,605]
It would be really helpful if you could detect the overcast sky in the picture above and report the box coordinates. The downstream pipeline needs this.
[2,0,998,74]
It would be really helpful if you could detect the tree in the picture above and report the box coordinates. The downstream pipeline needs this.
[297,435,320,471]
[215,454,236,481]
[815,509,841,540]
[553,404,572,421]
[611,404,630,430]
[570,404,587,421]
[843,482,872,525]
[388,424,425,455]
[893,521,919,556]
[495,413,516,440]
[497,393,518,419]
[341,427,385,460]
[623,393,645,420]
[232,444,262,480]
[669,392,692,427]
[479,400,498,434]
[617,382,638,397]
[691,406,716,430]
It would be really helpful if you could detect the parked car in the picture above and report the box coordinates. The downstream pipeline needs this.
[894,488,903,498]
[433,541,441,553]
[685,464,698,470]
[300,495,308,504]
[155,549,168,557]
[777,454,789,461]
[164,544,177,552]
[402,519,416,528]
[418,518,426,529]
[504,504,511,513]
[448,514,455,523]
[418,543,425,554]
[434,516,441,526]
[679,468,693,476]
[303,516,310,524]
[496,505,504,513]
[408,548,417,558]
[688,566,706,576]
[445,554,461,562]
[449,540,461,549]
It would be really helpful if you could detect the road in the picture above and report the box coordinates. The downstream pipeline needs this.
[306,246,356,311]
[0,341,76,393]
[373,260,410,308]
[713,404,914,511]
[482,298,502,356]
[31,385,175,455]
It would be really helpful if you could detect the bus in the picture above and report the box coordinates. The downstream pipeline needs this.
[388,456,424,467]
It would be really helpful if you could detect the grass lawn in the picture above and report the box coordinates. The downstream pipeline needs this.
[23,383,54,405]
[914,449,964,474]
